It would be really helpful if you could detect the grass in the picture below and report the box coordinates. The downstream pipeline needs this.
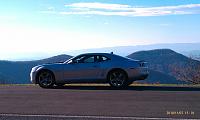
[130,83,200,87]
[0,84,35,86]
[0,83,200,87]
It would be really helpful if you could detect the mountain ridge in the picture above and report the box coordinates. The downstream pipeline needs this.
[128,49,200,83]
[0,49,199,84]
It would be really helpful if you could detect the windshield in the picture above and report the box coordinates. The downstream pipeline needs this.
[64,57,75,64]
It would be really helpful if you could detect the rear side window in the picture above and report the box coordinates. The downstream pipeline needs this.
[96,55,110,62]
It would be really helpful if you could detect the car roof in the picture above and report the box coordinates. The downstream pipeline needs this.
[78,53,112,56]
[76,52,129,60]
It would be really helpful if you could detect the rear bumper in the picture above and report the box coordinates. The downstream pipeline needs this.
[134,74,148,80]
[127,67,149,80]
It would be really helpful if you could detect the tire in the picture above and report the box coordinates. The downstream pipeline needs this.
[37,70,55,88]
[108,69,128,88]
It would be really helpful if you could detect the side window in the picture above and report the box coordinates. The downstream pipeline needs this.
[83,56,95,63]
[102,56,109,61]
[97,55,110,62]
[72,55,85,63]
[72,55,109,63]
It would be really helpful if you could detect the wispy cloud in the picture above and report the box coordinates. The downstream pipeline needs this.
[41,3,200,17]
[65,3,131,10]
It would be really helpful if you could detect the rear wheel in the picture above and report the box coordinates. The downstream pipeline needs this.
[108,70,128,88]
[37,70,55,88]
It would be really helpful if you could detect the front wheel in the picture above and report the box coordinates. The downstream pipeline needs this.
[108,70,128,88]
[37,70,55,88]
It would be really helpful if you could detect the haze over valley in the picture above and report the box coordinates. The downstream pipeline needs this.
[2,43,200,61]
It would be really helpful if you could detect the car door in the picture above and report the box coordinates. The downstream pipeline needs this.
[63,55,101,82]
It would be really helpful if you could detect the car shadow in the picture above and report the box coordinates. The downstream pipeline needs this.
[52,85,200,91]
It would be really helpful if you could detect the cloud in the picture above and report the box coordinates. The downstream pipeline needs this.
[65,2,131,10]
[60,3,200,16]
[59,11,135,16]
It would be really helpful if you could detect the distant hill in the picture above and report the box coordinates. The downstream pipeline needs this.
[137,70,185,84]
[127,49,200,84]
[128,49,194,71]
[0,54,72,84]
[31,54,72,64]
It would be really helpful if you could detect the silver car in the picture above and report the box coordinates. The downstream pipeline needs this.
[30,53,149,88]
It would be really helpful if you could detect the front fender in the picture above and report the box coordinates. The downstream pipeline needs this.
[35,65,63,83]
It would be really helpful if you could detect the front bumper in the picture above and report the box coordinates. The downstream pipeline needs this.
[30,71,37,84]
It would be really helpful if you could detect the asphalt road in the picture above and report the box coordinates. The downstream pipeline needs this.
[0,85,200,120]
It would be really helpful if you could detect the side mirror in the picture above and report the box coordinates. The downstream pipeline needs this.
[69,59,81,64]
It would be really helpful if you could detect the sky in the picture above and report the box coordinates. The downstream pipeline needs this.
[0,0,200,60]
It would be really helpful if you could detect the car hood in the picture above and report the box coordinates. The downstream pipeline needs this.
[32,63,64,72]
[42,63,64,68]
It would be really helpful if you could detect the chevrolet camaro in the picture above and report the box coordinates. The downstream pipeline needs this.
[30,53,149,88]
